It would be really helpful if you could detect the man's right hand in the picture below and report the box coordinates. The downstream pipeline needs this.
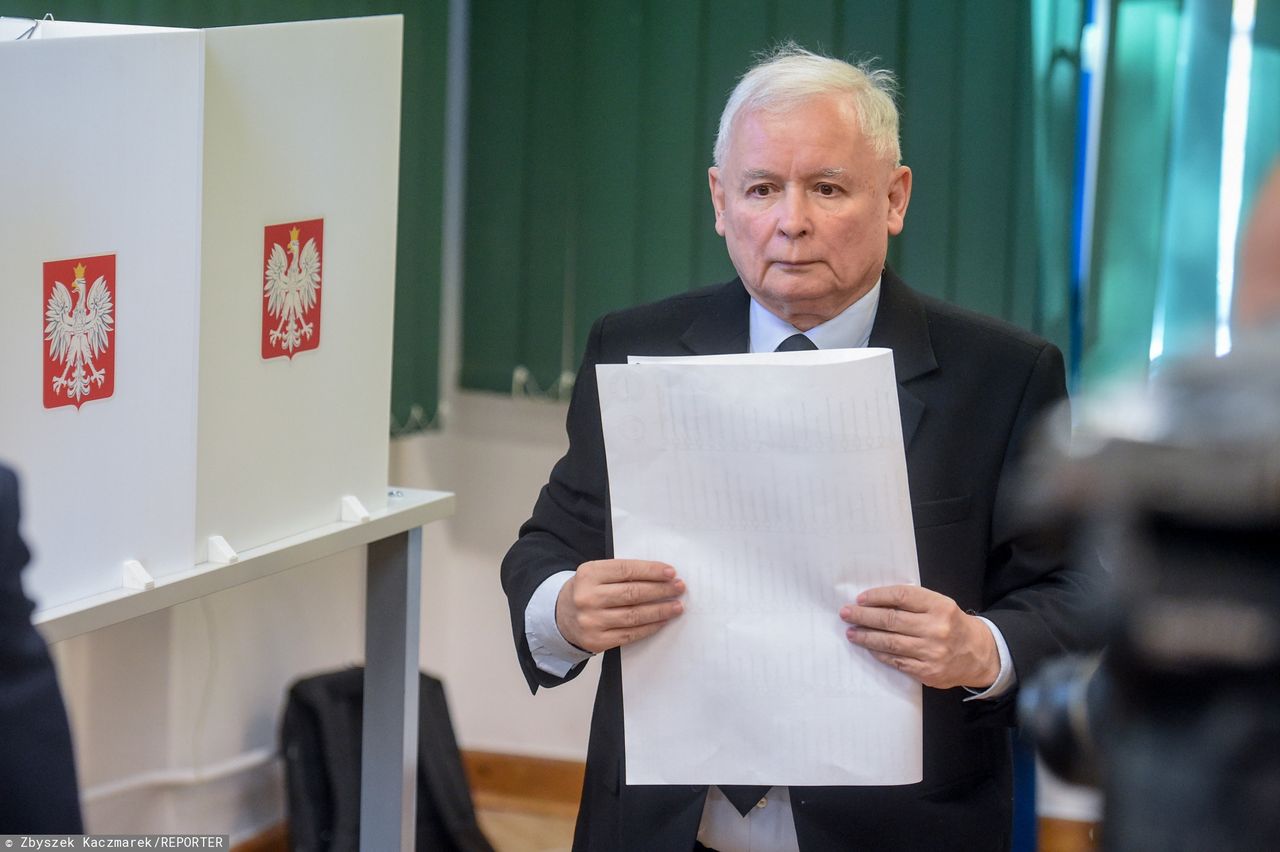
[555,559,685,653]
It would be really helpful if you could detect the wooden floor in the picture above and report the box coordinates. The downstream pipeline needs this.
[465,750,1100,852]
[466,750,581,852]
[472,809,1098,852]
[235,749,1097,852]
[476,805,576,852]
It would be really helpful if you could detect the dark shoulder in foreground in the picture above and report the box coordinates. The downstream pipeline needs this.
[0,463,17,514]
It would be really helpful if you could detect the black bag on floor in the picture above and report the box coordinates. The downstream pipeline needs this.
[280,667,494,852]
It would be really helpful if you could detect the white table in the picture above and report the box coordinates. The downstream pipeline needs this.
[36,487,455,851]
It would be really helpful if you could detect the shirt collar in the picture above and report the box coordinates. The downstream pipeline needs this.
[748,277,882,353]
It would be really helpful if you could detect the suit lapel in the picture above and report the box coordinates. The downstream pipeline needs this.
[868,268,938,450]
[678,279,751,355]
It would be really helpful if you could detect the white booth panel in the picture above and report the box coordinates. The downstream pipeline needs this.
[0,29,205,607]
[194,16,402,560]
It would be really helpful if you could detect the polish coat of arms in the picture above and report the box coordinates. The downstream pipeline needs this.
[262,218,323,359]
[43,254,116,409]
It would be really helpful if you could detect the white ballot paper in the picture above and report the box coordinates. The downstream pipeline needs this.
[597,347,922,787]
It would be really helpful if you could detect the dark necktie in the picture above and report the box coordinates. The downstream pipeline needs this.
[775,332,818,352]
[719,782,771,817]
[719,335,817,817]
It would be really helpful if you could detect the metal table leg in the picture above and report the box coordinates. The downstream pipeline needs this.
[361,527,422,850]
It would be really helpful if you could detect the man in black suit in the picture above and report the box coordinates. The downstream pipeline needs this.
[502,46,1103,851]
[0,463,83,832]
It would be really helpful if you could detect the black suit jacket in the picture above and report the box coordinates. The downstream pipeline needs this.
[0,464,83,832]
[501,270,1104,851]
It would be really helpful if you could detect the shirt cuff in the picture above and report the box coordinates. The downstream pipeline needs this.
[525,570,593,677]
[962,616,1016,701]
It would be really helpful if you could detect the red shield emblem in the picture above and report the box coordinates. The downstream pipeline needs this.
[43,254,116,410]
[262,218,323,359]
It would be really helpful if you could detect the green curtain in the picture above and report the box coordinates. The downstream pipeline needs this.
[1149,0,1229,365]
[1031,0,1087,364]
[462,0,1072,397]
[1084,0,1184,384]
[1085,0,1280,386]
[6,0,448,433]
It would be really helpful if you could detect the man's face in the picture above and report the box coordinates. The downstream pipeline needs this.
[708,95,911,331]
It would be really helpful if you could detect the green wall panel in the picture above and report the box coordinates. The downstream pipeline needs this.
[6,0,448,432]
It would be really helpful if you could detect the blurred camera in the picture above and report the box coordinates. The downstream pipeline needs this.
[1018,333,1280,852]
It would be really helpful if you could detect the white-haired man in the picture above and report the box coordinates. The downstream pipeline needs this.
[502,46,1103,851]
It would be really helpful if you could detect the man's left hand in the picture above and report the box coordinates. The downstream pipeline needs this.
[840,585,999,690]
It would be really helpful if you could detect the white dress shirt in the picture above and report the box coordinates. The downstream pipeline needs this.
[523,281,1015,851]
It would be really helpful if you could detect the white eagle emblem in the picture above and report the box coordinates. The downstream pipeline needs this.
[264,226,321,353]
[44,262,115,403]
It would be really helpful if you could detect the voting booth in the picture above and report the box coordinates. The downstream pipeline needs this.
[0,15,404,613]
